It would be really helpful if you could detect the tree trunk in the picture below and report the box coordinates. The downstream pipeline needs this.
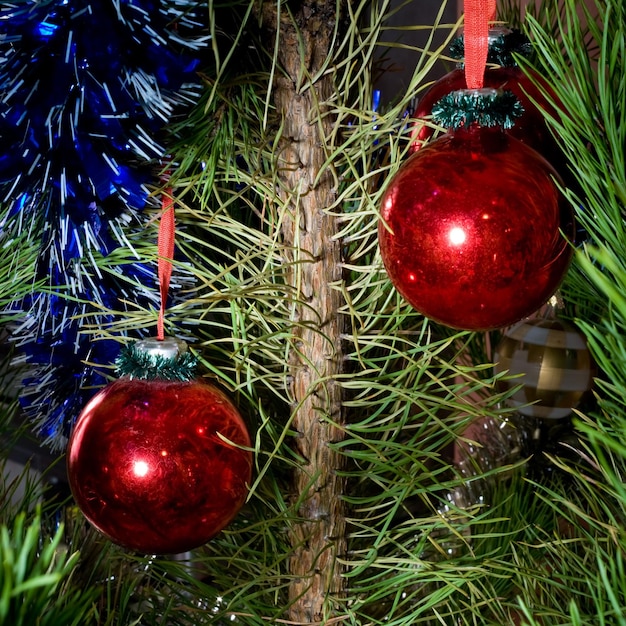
[259,2,348,623]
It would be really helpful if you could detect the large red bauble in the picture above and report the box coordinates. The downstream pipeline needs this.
[67,377,252,554]
[379,126,574,330]
[410,67,561,166]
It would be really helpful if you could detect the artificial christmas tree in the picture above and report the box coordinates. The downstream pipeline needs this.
[1,0,625,624]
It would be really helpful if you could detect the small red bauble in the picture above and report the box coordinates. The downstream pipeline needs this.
[67,355,252,554]
[410,67,561,167]
[379,124,574,331]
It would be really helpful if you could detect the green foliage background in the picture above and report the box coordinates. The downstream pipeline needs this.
[1,0,625,624]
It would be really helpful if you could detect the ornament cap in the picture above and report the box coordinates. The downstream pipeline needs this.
[450,27,532,67]
[135,337,188,360]
[115,337,198,381]
[488,25,515,39]
[432,88,524,131]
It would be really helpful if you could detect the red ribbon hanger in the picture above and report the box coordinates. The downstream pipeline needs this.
[157,187,175,341]
[464,0,497,89]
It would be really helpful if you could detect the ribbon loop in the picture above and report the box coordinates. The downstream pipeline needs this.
[464,0,496,90]
[157,188,175,341]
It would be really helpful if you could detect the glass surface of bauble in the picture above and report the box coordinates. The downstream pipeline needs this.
[67,377,252,554]
[378,125,574,331]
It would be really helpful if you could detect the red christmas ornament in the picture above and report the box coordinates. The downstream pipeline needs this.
[67,339,253,554]
[379,111,574,331]
[408,29,563,171]
[410,67,562,166]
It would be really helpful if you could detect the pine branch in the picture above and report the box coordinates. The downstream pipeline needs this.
[496,0,626,623]
[0,511,97,626]
[7,0,624,624]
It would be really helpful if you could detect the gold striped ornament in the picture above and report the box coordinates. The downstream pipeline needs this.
[494,317,594,419]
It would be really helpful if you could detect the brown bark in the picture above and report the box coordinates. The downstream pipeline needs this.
[259,2,347,623]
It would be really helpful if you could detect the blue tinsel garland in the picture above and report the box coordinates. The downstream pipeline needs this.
[0,0,210,449]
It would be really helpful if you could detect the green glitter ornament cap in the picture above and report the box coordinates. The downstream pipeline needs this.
[115,337,198,381]
[431,88,524,131]
[449,27,533,68]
